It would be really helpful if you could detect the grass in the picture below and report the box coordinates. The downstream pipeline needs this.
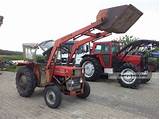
[2,65,17,72]
[0,55,23,72]
[0,55,23,60]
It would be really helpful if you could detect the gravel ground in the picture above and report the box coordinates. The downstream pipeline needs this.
[0,71,159,119]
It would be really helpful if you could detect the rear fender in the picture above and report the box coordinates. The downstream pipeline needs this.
[82,54,103,67]
[17,62,34,69]
[120,55,141,65]
[17,62,41,81]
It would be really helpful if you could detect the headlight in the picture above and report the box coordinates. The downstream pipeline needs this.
[80,78,83,83]
[66,78,81,91]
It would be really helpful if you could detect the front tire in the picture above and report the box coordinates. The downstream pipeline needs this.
[80,57,102,81]
[141,71,152,83]
[16,66,37,97]
[77,81,90,98]
[117,63,140,89]
[44,85,62,108]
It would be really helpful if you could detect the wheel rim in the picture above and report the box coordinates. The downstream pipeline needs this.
[82,61,95,78]
[19,75,28,90]
[120,68,136,84]
[46,89,56,105]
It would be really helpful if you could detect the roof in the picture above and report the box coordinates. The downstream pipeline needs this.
[23,43,38,48]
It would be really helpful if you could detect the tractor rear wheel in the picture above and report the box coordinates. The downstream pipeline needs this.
[80,57,102,81]
[44,85,62,108]
[77,81,90,98]
[16,66,37,97]
[117,63,140,89]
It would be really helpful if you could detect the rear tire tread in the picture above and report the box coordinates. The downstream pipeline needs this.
[80,57,102,81]
[117,63,140,89]
[16,66,37,97]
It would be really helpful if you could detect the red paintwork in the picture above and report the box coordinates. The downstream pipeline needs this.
[94,53,113,68]
[17,61,82,78]
[117,54,141,65]
[91,42,113,68]
[91,41,141,68]
[68,32,111,62]
[45,21,103,82]
[46,21,102,69]
[52,66,82,78]
[17,62,33,66]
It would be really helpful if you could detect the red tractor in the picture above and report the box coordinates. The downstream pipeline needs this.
[80,40,158,88]
[15,4,142,108]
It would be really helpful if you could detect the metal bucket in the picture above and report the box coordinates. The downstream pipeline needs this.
[96,4,143,33]
[0,16,3,26]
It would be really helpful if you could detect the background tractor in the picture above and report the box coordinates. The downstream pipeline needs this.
[80,40,158,88]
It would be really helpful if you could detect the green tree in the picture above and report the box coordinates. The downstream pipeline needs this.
[120,35,139,46]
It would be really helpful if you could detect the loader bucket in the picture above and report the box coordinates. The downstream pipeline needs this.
[96,4,143,33]
[0,16,3,26]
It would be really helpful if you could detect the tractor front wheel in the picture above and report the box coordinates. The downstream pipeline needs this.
[141,71,152,83]
[77,81,90,98]
[44,85,62,108]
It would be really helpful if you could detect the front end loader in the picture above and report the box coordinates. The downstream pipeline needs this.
[15,4,142,108]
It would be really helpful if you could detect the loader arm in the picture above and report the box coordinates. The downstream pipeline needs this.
[45,4,142,81]
[68,32,111,63]
[46,21,102,69]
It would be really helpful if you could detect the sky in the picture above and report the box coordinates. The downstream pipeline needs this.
[0,0,159,51]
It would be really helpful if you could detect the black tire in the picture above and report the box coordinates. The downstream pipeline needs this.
[80,57,102,81]
[117,63,140,89]
[16,66,37,97]
[44,85,62,108]
[77,81,90,98]
[141,72,152,83]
